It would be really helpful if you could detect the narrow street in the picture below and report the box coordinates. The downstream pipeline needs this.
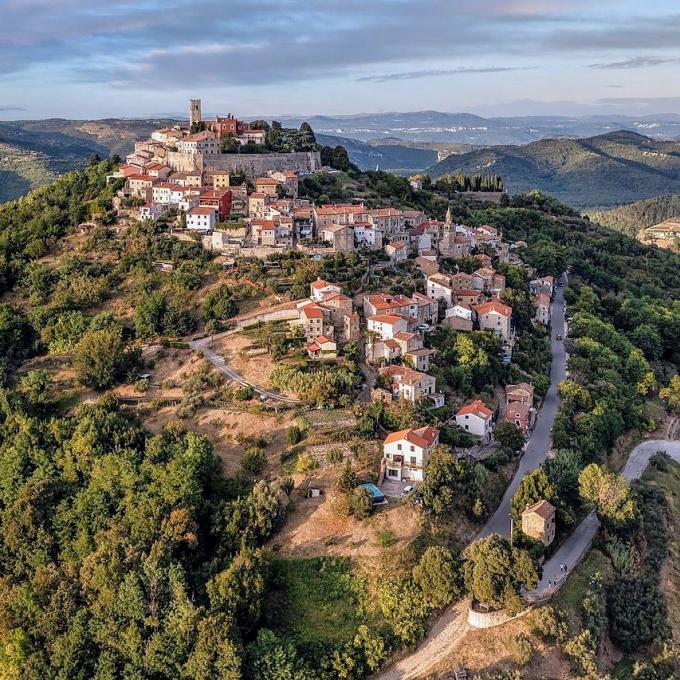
[527,438,680,599]
[479,274,567,538]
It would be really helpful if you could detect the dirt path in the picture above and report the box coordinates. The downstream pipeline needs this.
[189,301,303,403]
[374,600,470,680]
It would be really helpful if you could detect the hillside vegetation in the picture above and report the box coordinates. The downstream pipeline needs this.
[1,158,680,676]
[0,119,169,202]
[589,194,680,237]
[315,133,438,172]
[427,131,680,209]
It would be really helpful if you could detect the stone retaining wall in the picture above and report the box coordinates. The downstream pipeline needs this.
[164,150,322,178]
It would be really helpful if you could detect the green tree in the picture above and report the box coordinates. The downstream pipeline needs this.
[241,447,267,477]
[412,546,462,609]
[494,421,525,453]
[350,487,373,520]
[220,134,239,153]
[74,325,128,389]
[421,445,469,515]
[42,310,87,353]
[338,463,358,493]
[463,534,539,613]
[203,285,237,322]
[660,375,680,413]
[511,468,557,524]
[578,463,638,527]
[246,629,310,679]
[19,370,54,412]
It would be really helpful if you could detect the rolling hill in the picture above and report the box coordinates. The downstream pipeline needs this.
[0,118,173,203]
[589,194,680,237]
[278,110,680,144]
[426,131,680,209]
[315,133,438,172]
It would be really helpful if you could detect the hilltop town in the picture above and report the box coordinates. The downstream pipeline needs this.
[108,99,556,475]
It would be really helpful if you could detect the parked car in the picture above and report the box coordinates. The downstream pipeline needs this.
[556,334,562,341]
[416,324,431,332]
[402,485,414,497]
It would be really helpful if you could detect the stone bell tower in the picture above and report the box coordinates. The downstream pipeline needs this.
[189,98,202,126]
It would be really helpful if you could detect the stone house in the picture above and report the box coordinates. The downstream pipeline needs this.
[521,500,556,546]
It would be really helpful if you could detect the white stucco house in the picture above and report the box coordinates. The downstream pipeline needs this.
[455,399,493,439]
[383,426,439,482]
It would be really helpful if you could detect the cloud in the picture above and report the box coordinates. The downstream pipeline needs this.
[0,0,595,88]
[590,56,680,70]
[358,66,535,83]
[0,106,26,112]
[547,14,680,51]
[0,0,676,96]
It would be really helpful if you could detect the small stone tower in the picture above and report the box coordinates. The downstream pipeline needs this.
[189,99,202,126]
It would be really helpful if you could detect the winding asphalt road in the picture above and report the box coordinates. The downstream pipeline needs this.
[527,438,680,599]
[480,275,568,538]
[375,276,568,679]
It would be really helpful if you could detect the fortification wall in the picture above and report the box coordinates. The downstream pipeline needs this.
[166,151,201,172]
[165,150,321,177]
[203,151,321,178]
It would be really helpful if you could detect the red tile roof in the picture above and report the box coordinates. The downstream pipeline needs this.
[384,425,439,448]
[456,399,493,420]
[474,301,512,317]
[187,207,216,216]
[367,314,405,325]
[523,499,555,519]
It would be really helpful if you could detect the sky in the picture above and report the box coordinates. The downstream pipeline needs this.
[2,0,680,120]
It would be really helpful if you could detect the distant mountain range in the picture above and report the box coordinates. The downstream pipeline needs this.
[425,131,680,209]
[277,110,680,145]
[0,119,171,203]
[4,115,680,210]
[315,134,439,173]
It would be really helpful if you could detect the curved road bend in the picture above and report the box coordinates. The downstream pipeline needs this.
[374,274,568,679]
[528,438,680,599]
[189,305,302,404]
[480,274,568,538]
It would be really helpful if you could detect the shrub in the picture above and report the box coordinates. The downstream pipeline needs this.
[134,378,149,393]
[287,425,303,446]
[377,531,397,548]
[235,385,255,401]
[241,447,267,476]
[337,463,357,493]
[350,487,373,520]
[528,605,568,642]
[564,629,598,677]
[607,575,670,652]
[507,633,532,666]
[295,453,319,474]
[278,476,294,496]
[326,447,344,465]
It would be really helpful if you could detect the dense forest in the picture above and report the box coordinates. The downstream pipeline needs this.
[589,193,680,237]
